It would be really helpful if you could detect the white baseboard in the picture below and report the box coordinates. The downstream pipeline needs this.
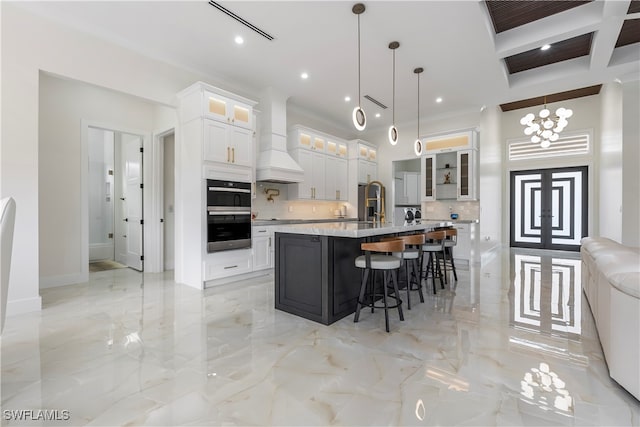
[6,296,42,316]
[204,269,273,288]
[40,273,87,289]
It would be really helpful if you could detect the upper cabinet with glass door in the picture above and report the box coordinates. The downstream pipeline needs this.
[177,82,255,131]
[421,130,478,201]
[326,138,348,158]
[288,125,327,153]
[204,91,253,130]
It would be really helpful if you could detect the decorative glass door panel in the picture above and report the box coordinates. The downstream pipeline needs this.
[510,167,587,251]
[459,151,469,197]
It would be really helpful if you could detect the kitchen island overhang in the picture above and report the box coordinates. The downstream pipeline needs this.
[271,221,436,325]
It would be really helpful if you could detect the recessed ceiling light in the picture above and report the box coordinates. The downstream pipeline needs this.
[436,97,443,103]
[541,44,551,51]
[375,113,381,118]
[301,72,309,80]
[344,96,351,102]
[234,36,244,45]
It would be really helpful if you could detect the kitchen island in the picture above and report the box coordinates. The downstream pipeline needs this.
[270,221,436,325]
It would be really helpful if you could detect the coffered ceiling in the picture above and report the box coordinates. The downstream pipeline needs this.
[11,1,640,137]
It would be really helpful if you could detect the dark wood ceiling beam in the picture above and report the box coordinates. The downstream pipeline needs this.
[499,85,602,112]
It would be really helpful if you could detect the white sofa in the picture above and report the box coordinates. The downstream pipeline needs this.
[581,237,640,400]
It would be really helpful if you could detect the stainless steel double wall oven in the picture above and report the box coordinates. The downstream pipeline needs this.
[206,179,251,252]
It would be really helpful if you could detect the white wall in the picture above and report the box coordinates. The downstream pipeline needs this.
[622,80,640,247]
[479,106,502,246]
[599,82,623,242]
[0,3,219,314]
[39,73,158,285]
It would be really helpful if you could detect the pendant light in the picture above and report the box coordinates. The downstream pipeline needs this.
[352,3,366,131]
[413,67,424,156]
[388,41,400,145]
[520,95,573,149]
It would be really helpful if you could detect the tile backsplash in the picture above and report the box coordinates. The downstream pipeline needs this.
[421,201,480,220]
[253,182,351,220]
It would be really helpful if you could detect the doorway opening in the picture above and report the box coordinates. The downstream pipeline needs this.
[88,127,144,272]
[510,166,588,251]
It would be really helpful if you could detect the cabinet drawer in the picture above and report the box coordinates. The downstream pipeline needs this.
[203,249,252,281]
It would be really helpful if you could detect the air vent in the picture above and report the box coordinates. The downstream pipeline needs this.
[509,133,590,161]
[364,95,388,109]
[208,1,275,41]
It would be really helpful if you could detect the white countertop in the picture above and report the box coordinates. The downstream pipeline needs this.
[271,221,438,238]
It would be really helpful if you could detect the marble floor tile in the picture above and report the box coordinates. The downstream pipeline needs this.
[1,248,638,426]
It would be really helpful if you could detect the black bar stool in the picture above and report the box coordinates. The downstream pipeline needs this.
[380,233,425,309]
[354,239,405,332]
[420,230,447,294]
[443,228,458,282]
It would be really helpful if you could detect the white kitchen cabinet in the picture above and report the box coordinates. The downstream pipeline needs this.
[203,249,253,281]
[252,226,274,271]
[421,154,436,202]
[451,223,471,264]
[289,149,326,200]
[326,156,348,201]
[423,149,477,201]
[203,119,252,168]
[204,91,253,130]
[177,81,257,289]
[357,160,377,184]
[395,172,420,205]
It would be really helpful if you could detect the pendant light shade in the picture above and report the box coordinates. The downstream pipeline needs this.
[388,41,399,145]
[352,3,366,131]
[413,67,424,156]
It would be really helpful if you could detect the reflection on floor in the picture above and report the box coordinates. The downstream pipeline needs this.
[89,260,128,272]
[1,249,638,426]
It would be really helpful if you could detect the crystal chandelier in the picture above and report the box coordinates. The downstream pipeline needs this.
[520,97,573,148]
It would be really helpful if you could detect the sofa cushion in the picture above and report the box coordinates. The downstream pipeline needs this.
[609,272,640,299]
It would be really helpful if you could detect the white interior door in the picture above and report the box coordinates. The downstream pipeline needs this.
[123,134,143,270]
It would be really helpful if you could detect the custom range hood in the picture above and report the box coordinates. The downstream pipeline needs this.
[256,88,304,183]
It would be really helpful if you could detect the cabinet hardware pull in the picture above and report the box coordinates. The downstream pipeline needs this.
[232,147,235,163]
[268,237,271,247]
[258,230,266,233]
[224,265,238,269]
[227,147,230,162]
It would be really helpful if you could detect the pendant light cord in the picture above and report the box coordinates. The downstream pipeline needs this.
[357,13,361,106]
[392,48,395,125]
[417,73,420,137]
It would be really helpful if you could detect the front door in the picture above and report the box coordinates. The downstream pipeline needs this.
[510,166,588,251]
